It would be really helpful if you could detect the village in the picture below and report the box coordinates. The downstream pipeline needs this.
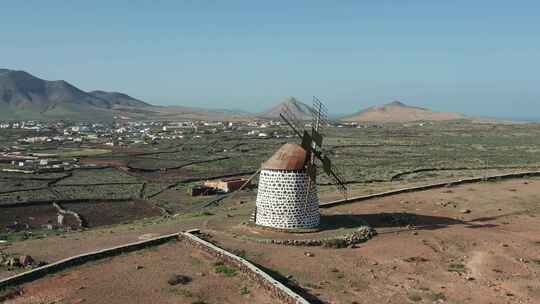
[0,117,388,175]
[0,119,287,173]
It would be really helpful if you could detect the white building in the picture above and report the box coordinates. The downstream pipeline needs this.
[255,143,320,230]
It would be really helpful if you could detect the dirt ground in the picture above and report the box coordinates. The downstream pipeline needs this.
[208,178,540,303]
[2,177,540,303]
[5,240,274,304]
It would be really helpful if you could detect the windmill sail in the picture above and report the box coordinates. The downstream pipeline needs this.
[280,97,349,199]
[312,96,329,132]
[280,104,305,138]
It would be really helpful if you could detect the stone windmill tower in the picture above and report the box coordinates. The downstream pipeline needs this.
[254,97,348,230]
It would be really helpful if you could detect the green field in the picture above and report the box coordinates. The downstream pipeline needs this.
[2,120,540,232]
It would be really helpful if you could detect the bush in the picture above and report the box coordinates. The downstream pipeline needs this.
[447,263,466,273]
[214,262,237,277]
[167,274,192,286]
[322,239,348,248]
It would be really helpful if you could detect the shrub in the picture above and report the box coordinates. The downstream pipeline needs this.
[447,263,466,273]
[214,262,237,277]
[167,274,192,286]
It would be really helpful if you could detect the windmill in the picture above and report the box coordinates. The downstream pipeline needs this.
[253,97,348,230]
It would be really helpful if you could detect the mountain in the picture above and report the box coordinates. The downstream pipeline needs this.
[0,69,151,121]
[0,68,256,121]
[88,90,151,108]
[258,97,315,120]
[341,101,467,123]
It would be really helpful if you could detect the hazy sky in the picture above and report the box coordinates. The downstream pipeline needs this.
[3,1,539,118]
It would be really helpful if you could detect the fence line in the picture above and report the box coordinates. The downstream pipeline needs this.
[321,171,540,208]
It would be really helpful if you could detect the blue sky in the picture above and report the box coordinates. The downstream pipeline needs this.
[2,1,539,118]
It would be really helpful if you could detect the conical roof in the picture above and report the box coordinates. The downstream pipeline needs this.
[261,143,307,170]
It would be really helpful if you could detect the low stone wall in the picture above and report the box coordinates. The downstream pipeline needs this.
[321,171,540,209]
[389,166,539,181]
[1,231,312,303]
[53,202,86,228]
[0,233,180,289]
[240,225,376,248]
[0,198,133,208]
[181,231,311,304]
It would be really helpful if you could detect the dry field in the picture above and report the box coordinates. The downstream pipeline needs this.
[207,178,540,304]
[5,239,274,304]
[2,177,540,303]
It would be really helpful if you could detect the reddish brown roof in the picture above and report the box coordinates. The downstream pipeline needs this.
[261,143,307,170]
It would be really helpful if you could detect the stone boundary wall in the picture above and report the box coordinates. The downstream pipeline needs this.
[0,231,312,304]
[321,171,540,209]
[0,233,180,289]
[179,170,257,184]
[53,202,86,228]
[181,231,311,304]
[239,225,376,248]
[0,198,133,208]
[127,156,230,173]
[389,166,540,181]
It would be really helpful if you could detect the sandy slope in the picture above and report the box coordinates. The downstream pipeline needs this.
[342,101,466,123]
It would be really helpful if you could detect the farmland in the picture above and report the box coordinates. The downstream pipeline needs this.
[2,120,540,303]
[2,121,540,239]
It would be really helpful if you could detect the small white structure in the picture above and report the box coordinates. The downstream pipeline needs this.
[255,144,320,230]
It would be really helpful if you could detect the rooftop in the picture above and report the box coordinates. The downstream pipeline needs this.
[261,143,307,170]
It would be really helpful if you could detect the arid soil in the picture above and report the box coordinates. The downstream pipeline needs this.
[2,178,540,303]
[5,240,274,304]
[207,178,540,303]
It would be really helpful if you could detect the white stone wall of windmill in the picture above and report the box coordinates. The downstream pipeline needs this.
[255,144,320,229]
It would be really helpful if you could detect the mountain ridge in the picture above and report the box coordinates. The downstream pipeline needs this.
[0,68,258,121]
[258,97,315,120]
[88,90,151,108]
[0,69,507,123]
[0,69,152,121]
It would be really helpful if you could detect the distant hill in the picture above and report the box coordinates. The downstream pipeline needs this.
[0,69,152,121]
[0,69,257,121]
[88,90,150,108]
[342,101,467,123]
[258,97,315,120]
[0,69,484,123]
